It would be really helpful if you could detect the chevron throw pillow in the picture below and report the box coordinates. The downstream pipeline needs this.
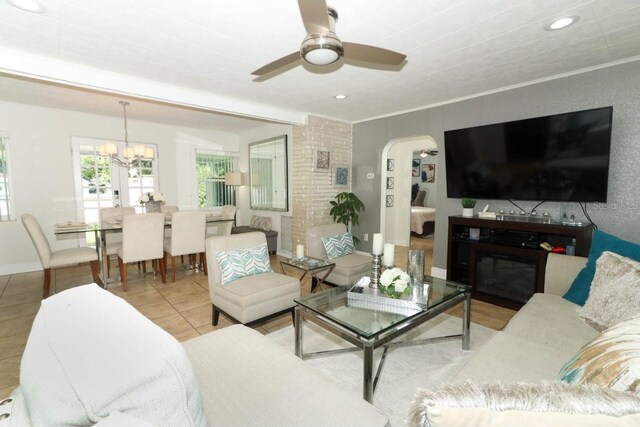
[250,215,272,231]
[215,243,273,285]
[322,232,355,259]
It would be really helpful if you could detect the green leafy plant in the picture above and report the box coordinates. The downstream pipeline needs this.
[329,192,365,244]
[461,198,476,208]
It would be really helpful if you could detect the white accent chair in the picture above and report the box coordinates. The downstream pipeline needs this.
[21,214,102,298]
[205,232,299,326]
[99,207,135,277]
[306,223,372,289]
[116,213,166,291]
[163,211,207,282]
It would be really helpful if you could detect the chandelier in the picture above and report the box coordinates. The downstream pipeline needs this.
[98,101,155,167]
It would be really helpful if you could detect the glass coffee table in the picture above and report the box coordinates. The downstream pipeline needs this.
[294,277,471,403]
[280,256,336,293]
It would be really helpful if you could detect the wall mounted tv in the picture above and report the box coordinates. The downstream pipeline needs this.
[444,106,612,202]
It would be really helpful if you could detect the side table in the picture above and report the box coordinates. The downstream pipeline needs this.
[280,256,335,293]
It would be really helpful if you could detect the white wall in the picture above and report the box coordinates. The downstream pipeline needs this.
[0,100,239,274]
[237,124,293,254]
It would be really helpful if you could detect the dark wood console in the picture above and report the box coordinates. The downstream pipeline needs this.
[447,216,593,309]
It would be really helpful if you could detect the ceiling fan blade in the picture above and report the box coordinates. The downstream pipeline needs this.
[342,42,406,66]
[251,52,301,76]
[298,0,330,34]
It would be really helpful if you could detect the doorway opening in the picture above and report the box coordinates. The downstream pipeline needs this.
[380,136,439,275]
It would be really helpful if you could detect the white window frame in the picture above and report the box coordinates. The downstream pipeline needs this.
[0,134,16,222]
[195,149,239,209]
[71,137,159,221]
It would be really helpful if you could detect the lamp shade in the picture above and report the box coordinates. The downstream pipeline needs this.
[224,172,243,186]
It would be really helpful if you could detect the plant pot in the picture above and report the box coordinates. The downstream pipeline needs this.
[462,208,474,217]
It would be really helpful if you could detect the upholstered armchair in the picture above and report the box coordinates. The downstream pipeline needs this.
[205,232,299,326]
[306,223,371,287]
[163,210,207,282]
[21,214,102,298]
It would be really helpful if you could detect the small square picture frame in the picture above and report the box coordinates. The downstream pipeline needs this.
[333,164,350,188]
[386,195,394,207]
[314,149,330,170]
[386,177,394,190]
[386,158,394,172]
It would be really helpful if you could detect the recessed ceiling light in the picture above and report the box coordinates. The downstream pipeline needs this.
[545,16,579,31]
[5,0,46,13]
[334,94,348,100]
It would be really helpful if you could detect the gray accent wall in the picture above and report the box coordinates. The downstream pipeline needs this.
[353,60,640,272]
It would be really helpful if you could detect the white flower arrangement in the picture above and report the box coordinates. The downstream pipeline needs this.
[379,267,411,298]
[139,191,165,204]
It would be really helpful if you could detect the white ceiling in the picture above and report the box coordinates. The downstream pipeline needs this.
[0,0,639,130]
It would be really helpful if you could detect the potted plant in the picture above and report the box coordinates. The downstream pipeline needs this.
[461,198,476,217]
[329,192,365,244]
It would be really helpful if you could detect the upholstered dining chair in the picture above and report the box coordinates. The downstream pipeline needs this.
[206,205,236,238]
[99,207,135,277]
[21,214,102,298]
[163,210,207,282]
[116,212,166,291]
[205,232,299,326]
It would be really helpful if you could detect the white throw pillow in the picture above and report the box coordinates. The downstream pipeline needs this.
[406,381,640,427]
[19,284,208,427]
[580,251,640,330]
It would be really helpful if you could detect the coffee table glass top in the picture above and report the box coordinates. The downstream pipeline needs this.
[281,256,333,270]
[295,276,470,339]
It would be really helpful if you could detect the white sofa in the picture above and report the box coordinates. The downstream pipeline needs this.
[407,252,640,426]
[4,285,389,427]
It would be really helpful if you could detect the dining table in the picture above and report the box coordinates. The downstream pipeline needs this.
[54,214,234,285]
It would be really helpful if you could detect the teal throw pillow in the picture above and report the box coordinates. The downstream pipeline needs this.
[215,243,273,285]
[563,230,640,305]
[322,232,355,259]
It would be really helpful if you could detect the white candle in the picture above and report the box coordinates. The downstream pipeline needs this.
[383,243,395,267]
[372,233,383,255]
[296,244,304,259]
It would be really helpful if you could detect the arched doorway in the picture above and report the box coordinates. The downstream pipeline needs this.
[380,135,439,273]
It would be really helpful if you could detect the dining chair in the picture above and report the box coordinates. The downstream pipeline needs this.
[21,214,102,298]
[99,207,135,277]
[116,213,166,291]
[206,205,235,238]
[160,205,179,217]
[163,210,207,282]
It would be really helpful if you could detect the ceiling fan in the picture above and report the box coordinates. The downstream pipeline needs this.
[252,0,407,76]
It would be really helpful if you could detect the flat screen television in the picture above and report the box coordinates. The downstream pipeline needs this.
[444,107,612,202]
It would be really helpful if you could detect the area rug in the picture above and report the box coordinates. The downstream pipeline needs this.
[267,314,496,426]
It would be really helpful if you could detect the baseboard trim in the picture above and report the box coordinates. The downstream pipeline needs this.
[0,262,41,276]
[430,267,446,279]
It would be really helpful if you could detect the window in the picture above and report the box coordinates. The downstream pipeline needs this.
[72,137,159,224]
[196,153,237,208]
[0,136,15,221]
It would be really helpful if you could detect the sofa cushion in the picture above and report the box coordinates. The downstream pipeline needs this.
[563,230,640,306]
[327,253,372,286]
[407,381,640,427]
[559,314,640,395]
[452,332,572,383]
[182,325,389,427]
[249,215,272,231]
[19,284,207,427]
[580,251,640,330]
[502,293,598,356]
[216,243,272,284]
[322,232,355,259]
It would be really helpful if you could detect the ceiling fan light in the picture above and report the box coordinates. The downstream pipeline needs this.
[420,150,428,158]
[301,34,343,66]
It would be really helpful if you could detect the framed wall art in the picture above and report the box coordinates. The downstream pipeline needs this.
[412,159,420,177]
[422,163,436,183]
[314,149,330,170]
[386,195,394,207]
[333,164,350,188]
[386,177,394,190]
[386,158,394,171]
